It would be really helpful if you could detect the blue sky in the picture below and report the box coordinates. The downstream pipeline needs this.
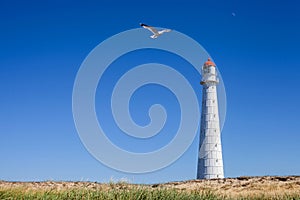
[1,0,300,183]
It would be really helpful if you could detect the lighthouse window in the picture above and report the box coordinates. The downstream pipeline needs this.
[215,144,217,147]
[216,159,218,162]
[213,100,215,103]
[215,129,217,132]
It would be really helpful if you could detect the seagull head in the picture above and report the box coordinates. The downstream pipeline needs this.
[140,23,149,27]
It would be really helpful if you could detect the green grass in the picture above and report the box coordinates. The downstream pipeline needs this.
[0,187,219,200]
[1,186,300,200]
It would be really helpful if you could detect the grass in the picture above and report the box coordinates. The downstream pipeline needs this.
[1,187,300,200]
[0,187,218,200]
[1,179,300,200]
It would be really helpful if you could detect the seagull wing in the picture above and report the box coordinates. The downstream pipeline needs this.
[141,24,159,34]
[158,29,172,34]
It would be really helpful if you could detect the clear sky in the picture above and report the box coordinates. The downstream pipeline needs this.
[1,0,300,184]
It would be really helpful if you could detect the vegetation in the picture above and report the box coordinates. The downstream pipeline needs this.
[1,177,300,200]
[1,186,300,200]
[0,187,218,200]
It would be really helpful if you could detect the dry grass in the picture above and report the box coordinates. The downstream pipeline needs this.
[1,176,300,199]
[161,176,300,199]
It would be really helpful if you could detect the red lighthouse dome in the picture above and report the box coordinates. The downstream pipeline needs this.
[204,58,216,67]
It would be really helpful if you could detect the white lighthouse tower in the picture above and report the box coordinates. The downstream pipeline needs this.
[197,58,224,179]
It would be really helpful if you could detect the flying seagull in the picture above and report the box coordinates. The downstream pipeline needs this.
[140,23,171,39]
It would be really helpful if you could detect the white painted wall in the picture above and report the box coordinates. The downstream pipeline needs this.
[197,64,224,179]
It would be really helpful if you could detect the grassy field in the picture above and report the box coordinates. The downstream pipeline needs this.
[1,186,299,200]
[0,188,219,200]
[1,176,300,200]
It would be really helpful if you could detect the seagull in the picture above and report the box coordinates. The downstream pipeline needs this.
[140,23,171,39]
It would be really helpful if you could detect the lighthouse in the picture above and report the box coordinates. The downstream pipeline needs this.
[197,58,224,179]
